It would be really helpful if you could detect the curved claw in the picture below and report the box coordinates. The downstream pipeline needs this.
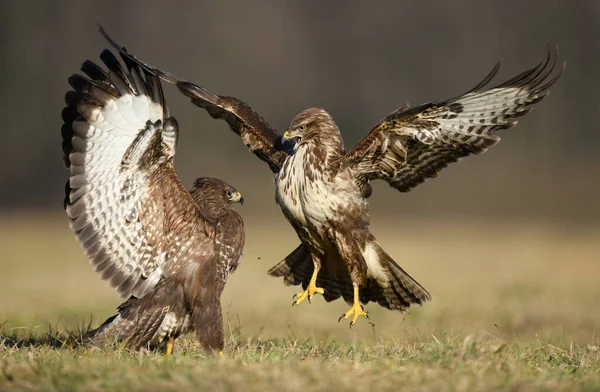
[349,311,370,328]
[293,284,324,307]
[339,303,369,327]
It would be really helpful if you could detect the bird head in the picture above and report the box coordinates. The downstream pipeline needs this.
[224,187,244,205]
[190,177,244,217]
[280,108,334,152]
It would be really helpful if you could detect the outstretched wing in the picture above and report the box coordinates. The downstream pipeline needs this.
[97,26,287,174]
[175,83,287,173]
[340,46,563,193]
[62,47,212,299]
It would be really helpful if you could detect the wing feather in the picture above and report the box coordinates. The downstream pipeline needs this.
[63,48,213,299]
[340,46,564,193]
[97,25,286,173]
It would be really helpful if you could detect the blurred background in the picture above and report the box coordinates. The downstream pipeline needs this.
[0,1,598,344]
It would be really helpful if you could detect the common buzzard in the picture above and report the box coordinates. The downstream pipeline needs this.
[62,45,245,353]
[104,31,562,325]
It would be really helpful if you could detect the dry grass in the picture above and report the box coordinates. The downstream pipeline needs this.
[1,213,599,391]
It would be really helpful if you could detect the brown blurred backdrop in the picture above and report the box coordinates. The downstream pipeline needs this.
[1,0,598,221]
[0,1,598,341]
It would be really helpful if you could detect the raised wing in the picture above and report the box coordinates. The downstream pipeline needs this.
[97,26,287,174]
[176,83,287,173]
[340,46,563,193]
[62,48,212,299]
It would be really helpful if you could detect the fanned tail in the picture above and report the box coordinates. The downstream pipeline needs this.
[360,241,431,311]
[82,300,170,350]
[267,244,313,286]
[268,242,431,311]
[267,245,354,303]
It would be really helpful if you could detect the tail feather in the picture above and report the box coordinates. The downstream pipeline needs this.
[82,303,169,350]
[362,241,431,311]
[268,242,431,312]
[267,244,313,286]
[267,245,354,304]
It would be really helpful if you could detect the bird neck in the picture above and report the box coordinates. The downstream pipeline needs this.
[190,193,229,220]
[302,127,344,166]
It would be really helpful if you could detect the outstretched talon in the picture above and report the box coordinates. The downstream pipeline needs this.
[292,262,324,306]
[338,302,369,327]
[338,284,369,327]
[293,283,324,306]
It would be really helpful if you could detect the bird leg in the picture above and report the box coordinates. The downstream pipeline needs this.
[338,284,369,327]
[165,336,175,356]
[293,263,324,306]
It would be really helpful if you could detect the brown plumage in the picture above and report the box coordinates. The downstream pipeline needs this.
[62,45,245,353]
[100,28,562,325]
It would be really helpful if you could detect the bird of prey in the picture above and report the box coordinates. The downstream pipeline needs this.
[106,32,562,325]
[61,44,245,353]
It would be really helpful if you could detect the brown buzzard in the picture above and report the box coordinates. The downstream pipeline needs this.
[61,45,245,353]
[105,31,562,325]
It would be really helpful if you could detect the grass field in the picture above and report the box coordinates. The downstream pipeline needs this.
[1,213,599,391]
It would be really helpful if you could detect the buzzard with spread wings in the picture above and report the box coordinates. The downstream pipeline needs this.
[62,45,245,353]
[103,29,562,325]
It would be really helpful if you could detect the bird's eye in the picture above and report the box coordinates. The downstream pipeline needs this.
[226,190,235,198]
[296,124,306,132]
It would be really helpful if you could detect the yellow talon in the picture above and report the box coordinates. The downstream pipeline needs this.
[293,284,324,305]
[293,264,324,306]
[219,351,225,358]
[338,285,369,327]
[165,336,174,356]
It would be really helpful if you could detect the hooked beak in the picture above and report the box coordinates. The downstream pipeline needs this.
[277,131,299,153]
[282,130,302,143]
[230,191,244,205]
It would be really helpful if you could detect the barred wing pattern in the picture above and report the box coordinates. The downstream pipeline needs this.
[62,49,207,299]
[341,47,563,193]
[96,25,286,174]
[175,82,287,173]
